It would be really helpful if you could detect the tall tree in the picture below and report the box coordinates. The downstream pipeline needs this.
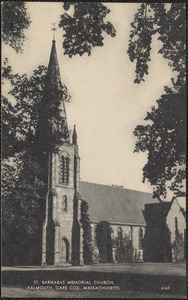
[2,1,31,53]
[80,201,93,264]
[2,154,46,265]
[127,3,186,199]
[95,221,113,263]
[127,3,186,84]
[2,62,70,265]
[59,2,116,57]
[60,3,186,199]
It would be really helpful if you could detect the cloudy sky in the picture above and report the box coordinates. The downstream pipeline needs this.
[3,3,175,196]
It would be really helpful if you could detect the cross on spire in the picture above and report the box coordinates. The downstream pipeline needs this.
[51,22,58,40]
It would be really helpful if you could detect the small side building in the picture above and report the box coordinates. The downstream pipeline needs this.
[142,197,186,262]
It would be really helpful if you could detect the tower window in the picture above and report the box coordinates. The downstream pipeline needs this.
[63,195,67,212]
[59,155,69,184]
[139,228,143,249]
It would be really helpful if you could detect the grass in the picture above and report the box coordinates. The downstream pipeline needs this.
[2,262,186,298]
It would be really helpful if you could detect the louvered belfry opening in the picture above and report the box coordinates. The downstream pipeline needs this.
[60,155,69,184]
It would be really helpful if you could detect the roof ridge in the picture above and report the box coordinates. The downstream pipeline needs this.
[79,180,157,224]
[80,180,153,195]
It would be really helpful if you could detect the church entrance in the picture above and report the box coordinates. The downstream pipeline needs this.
[60,237,69,264]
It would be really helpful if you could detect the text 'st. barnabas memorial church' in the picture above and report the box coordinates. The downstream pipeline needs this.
[42,40,186,266]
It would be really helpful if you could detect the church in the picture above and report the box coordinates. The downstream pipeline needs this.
[41,40,186,266]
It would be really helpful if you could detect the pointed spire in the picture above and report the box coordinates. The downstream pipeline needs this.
[47,40,62,88]
[72,125,77,145]
[46,40,69,141]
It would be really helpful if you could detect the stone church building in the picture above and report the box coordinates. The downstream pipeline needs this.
[42,40,186,266]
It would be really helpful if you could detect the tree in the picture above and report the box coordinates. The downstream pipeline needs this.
[80,201,93,264]
[2,155,46,265]
[127,3,186,84]
[60,3,186,200]
[128,3,186,199]
[143,223,172,262]
[2,64,46,265]
[2,63,47,159]
[2,62,70,265]
[2,61,70,158]
[2,2,31,53]
[95,221,113,263]
[59,2,116,57]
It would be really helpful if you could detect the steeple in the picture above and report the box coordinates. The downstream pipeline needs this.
[42,38,82,267]
[46,39,69,141]
[47,40,62,88]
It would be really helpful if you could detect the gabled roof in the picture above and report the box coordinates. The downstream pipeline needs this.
[143,197,186,225]
[79,181,158,225]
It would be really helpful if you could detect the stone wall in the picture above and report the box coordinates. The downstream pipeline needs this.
[166,199,186,261]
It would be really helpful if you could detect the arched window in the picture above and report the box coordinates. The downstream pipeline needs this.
[63,195,67,212]
[139,228,143,249]
[59,155,69,184]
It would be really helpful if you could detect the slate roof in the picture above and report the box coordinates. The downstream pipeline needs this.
[79,181,158,225]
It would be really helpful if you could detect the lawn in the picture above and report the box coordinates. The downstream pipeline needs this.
[2,262,186,298]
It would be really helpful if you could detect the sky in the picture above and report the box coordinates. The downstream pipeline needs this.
[3,2,182,201]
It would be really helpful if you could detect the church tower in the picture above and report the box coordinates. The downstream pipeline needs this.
[42,39,83,266]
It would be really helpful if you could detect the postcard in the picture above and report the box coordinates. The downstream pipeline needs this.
[2,2,186,298]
